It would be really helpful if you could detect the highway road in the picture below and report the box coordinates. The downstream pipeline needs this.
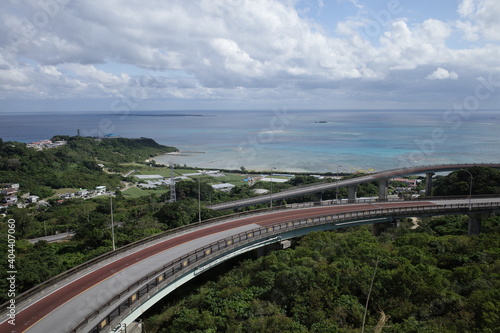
[2,197,500,333]
[207,163,500,210]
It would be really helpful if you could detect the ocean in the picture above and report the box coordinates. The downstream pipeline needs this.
[1,109,499,173]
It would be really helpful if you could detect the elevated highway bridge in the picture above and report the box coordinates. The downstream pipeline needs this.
[207,163,500,211]
[2,196,500,333]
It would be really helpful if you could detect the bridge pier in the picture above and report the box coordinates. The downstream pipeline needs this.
[348,185,357,203]
[127,321,143,333]
[467,212,492,235]
[378,179,389,202]
[372,219,398,236]
[425,172,435,196]
[314,192,323,205]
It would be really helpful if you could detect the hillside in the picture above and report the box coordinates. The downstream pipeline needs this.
[0,136,177,198]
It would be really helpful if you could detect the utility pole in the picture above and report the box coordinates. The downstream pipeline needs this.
[336,164,342,203]
[198,177,202,222]
[270,167,276,208]
[110,195,115,251]
[361,256,380,333]
[169,163,176,203]
[464,169,473,210]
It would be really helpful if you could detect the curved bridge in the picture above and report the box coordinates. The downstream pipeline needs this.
[1,197,500,333]
[207,163,500,210]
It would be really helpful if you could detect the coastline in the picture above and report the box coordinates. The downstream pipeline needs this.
[155,150,366,174]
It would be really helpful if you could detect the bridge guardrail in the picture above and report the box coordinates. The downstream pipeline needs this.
[0,204,294,315]
[207,163,500,210]
[75,200,500,333]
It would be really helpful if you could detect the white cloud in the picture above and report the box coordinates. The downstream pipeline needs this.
[59,64,130,85]
[0,0,499,109]
[458,0,477,17]
[426,68,459,80]
[376,19,452,70]
[455,20,480,42]
[457,0,500,41]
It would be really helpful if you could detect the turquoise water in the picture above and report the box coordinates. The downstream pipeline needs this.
[1,109,499,172]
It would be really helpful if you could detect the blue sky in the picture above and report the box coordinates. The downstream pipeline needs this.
[1,0,499,112]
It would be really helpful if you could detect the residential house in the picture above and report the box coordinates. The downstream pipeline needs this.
[28,195,40,203]
[1,183,20,195]
[3,183,20,190]
[2,195,18,205]
[1,188,17,195]
[95,186,107,194]
[76,189,89,197]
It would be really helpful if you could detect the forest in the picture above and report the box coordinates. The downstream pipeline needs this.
[144,215,500,333]
[0,136,177,197]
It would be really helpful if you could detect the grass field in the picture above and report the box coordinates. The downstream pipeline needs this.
[123,187,168,198]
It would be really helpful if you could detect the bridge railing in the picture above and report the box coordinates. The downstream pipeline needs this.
[0,204,296,314]
[76,200,500,333]
[208,163,500,209]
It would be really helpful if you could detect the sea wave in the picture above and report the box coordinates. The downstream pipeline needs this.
[258,130,286,134]
[330,131,362,136]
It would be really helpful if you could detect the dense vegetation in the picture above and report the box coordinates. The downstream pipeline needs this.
[144,216,500,333]
[52,135,178,164]
[433,166,500,196]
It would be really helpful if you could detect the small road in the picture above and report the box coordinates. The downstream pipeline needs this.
[28,232,75,244]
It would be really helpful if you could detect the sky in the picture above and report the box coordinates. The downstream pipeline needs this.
[1,0,500,112]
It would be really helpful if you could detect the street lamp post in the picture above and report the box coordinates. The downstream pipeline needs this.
[198,178,202,222]
[270,167,276,208]
[464,170,473,210]
[336,164,342,203]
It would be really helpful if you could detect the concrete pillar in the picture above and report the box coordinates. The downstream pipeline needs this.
[348,185,357,203]
[467,212,489,235]
[128,321,143,333]
[314,192,323,205]
[425,172,435,196]
[378,179,389,201]
[373,219,398,236]
[372,222,391,236]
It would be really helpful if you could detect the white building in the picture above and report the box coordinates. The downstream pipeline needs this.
[95,186,107,194]
[76,189,89,197]
[211,183,235,192]
[2,195,18,204]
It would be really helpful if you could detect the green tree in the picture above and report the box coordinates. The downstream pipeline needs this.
[433,166,500,196]
[11,208,36,238]
[155,199,200,229]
